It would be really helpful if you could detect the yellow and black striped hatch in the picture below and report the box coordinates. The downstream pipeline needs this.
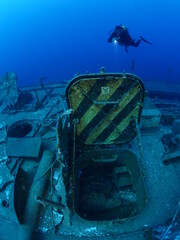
[66,73,145,145]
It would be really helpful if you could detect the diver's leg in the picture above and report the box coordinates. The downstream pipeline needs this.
[130,38,141,47]
[140,36,153,45]
[135,39,141,47]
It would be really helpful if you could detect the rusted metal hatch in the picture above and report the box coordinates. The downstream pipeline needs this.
[66,73,145,145]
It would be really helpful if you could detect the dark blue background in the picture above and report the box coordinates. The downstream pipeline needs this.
[0,0,179,87]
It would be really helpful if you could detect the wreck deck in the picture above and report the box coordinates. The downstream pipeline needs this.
[0,75,180,240]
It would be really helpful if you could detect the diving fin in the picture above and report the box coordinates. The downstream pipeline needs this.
[140,36,153,45]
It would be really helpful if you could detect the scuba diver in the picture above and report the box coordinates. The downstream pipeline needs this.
[108,24,153,53]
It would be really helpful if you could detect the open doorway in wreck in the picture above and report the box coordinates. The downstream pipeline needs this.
[60,73,147,222]
[74,149,147,221]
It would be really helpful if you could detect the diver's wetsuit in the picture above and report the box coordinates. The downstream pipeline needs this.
[108,25,141,52]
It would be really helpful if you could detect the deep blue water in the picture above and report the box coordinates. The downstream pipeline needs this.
[0,0,180,87]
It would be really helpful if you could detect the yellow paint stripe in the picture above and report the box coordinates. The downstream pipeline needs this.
[104,106,139,144]
[85,84,140,143]
[77,78,125,135]
[69,79,96,112]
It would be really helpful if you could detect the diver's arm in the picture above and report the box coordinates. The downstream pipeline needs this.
[108,31,118,42]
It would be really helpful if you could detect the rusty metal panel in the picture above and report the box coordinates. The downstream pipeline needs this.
[66,73,145,145]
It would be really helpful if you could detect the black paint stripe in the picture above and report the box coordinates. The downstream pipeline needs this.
[73,79,106,119]
[115,121,136,142]
[78,79,136,141]
[93,91,142,143]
